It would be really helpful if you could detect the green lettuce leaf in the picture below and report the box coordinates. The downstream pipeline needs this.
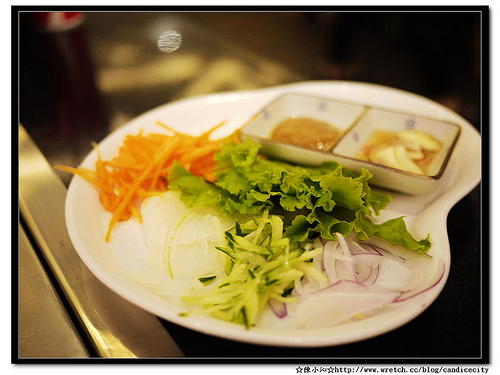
[168,139,430,253]
[354,212,431,253]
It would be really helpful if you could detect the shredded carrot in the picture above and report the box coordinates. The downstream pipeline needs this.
[55,121,236,242]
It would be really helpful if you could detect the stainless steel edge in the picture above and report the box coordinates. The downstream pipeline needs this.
[18,125,184,358]
[19,223,90,358]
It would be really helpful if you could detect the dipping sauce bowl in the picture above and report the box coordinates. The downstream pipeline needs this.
[241,93,461,195]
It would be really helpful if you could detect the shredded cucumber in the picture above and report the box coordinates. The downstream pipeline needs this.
[182,211,326,328]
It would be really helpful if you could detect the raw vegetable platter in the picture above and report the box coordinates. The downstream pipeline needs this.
[65,81,481,347]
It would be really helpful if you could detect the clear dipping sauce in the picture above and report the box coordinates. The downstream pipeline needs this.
[270,117,342,152]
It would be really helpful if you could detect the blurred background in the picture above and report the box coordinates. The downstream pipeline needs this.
[18,10,482,185]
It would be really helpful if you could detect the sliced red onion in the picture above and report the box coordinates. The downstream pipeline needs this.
[360,243,384,256]
[292,280,401,328]
[335,258,357,281]
[336,232,351,258]
[268,298,287,318]
[311,238,324,271]
[291,277,305,297]
[364,265,380,285]
[352,252,383,266]
[322,240,340,283]
[348,238,372,255]
[354,263,377,284]
[363,237,433,262]
[321,278,369,292]
[393,260,446,302]
[287,233,444,328]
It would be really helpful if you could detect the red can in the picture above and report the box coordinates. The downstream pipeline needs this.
[30,12,85,32]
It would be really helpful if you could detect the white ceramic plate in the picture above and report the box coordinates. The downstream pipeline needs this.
[65,81,481,347]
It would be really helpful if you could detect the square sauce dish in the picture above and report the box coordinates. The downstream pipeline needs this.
[240,93,461,195]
